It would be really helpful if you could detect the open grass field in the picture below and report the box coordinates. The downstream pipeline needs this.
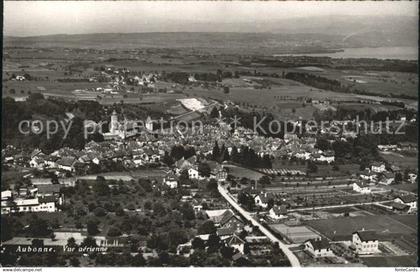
[380,151,418,170]
[305,214,417,241]
[360,255,417,267]
[224,164,265,180]
[269,223,320,243]
[389,183,418,194]
[287,67,418,99]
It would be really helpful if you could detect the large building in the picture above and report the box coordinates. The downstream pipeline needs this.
[352,230,379,255]
[304,238,334,258]
[103,110,154,140]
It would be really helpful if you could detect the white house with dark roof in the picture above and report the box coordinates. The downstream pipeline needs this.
[370,162,386,173]
[379,172,394,185]
[268,205,287,220]
[352,230,379,255]
[359,170,377,181]
[394,195,417,213]
[163,173,178,189]
[254,193,271,209]
[304,238,334,258]
[57,157,77,172]
[353,181,371,194]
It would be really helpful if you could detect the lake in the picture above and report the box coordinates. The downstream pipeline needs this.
[274,46,418,60]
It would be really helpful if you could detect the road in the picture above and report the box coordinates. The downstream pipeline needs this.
[288,200,392,212]
[218,185,301,267]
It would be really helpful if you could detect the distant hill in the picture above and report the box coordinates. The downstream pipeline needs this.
[4,15,417,50]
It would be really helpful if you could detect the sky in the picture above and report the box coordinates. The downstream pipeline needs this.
[4,1,418,36]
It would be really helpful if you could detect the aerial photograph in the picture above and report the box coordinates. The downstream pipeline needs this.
[1,1,418,268]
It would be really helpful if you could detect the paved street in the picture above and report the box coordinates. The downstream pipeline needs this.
[218,185,301,267]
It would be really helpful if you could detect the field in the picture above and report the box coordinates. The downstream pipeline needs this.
[380,151,418,171]
[287,67,418,99]
[305,214,417,241]
[269,224,320,243]
[224,164,265,180]
[360,255,417,267]
[389,183,418,194]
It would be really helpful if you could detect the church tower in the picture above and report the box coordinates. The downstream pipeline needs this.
[110,110,119,134]
[145,116,153,132]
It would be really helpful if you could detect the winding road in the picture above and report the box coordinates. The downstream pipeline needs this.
[218,185,301,267]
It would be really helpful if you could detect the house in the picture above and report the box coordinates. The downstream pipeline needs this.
[188,168,199,180]
[268,205,287,220]
[44,156,59,168]
[214,167,228,182]
[370,162,386,173]
[30,178,53,186]
[227,234,246,254]
[254,193,271,209]
[352,230,379,255]
[57,157,77,172]
[6,197,57,214]
[29,156,45,169]
[36,184,62,205]
[394,195,417,213]
[216,227,236,240]
[163,174,178,189]
[391,202,410,213]
[379,172,394,185]
[377,145,397,151]
[317,150,335,163]
[304,238,334,258]
[359,170,376,182]
[207,209,244,230]
[407,173,417,183]
[353,182,371,194]
[1,190,12,200]
[175,156,197,172]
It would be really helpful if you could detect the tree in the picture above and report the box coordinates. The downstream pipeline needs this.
[67,237,78,249]
[191,237,205,250]
[220,246,234,259]
[206,233,221,253]
[144,201,152,210]
[179,169,190,185]
[212,141,220,161]
[198,220,216,234]
[162,151,174,166]
[189,249,208,266]
[180,202,196,220]
[395,172,403,183]
[307,161,318,173]
[210,107,219,118]
[206,179,219,196]
[70,257,80,267]
[28,216,51,237]
[87,219,100,235]
[28,93,44,102]
[223,86,230,94]
[107,226,122,237]
[153,202,166,216]
[237,192,255,210]
[315,138,331,151]
[93,207,108,217]
[131,253,146,266]
[259,176,271,187]
[93,176,110,196]
[81,237,97,247]
[198,162,211,177]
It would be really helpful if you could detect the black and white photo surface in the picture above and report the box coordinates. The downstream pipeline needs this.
[1,1,418,268]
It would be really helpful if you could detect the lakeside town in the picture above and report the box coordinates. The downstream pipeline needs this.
[1,1,418,268]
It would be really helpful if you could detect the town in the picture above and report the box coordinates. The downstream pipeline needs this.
[1,2,418,268]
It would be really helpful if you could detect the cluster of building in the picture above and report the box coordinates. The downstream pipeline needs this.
[1,182,63,214]
[303,229,380,259]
